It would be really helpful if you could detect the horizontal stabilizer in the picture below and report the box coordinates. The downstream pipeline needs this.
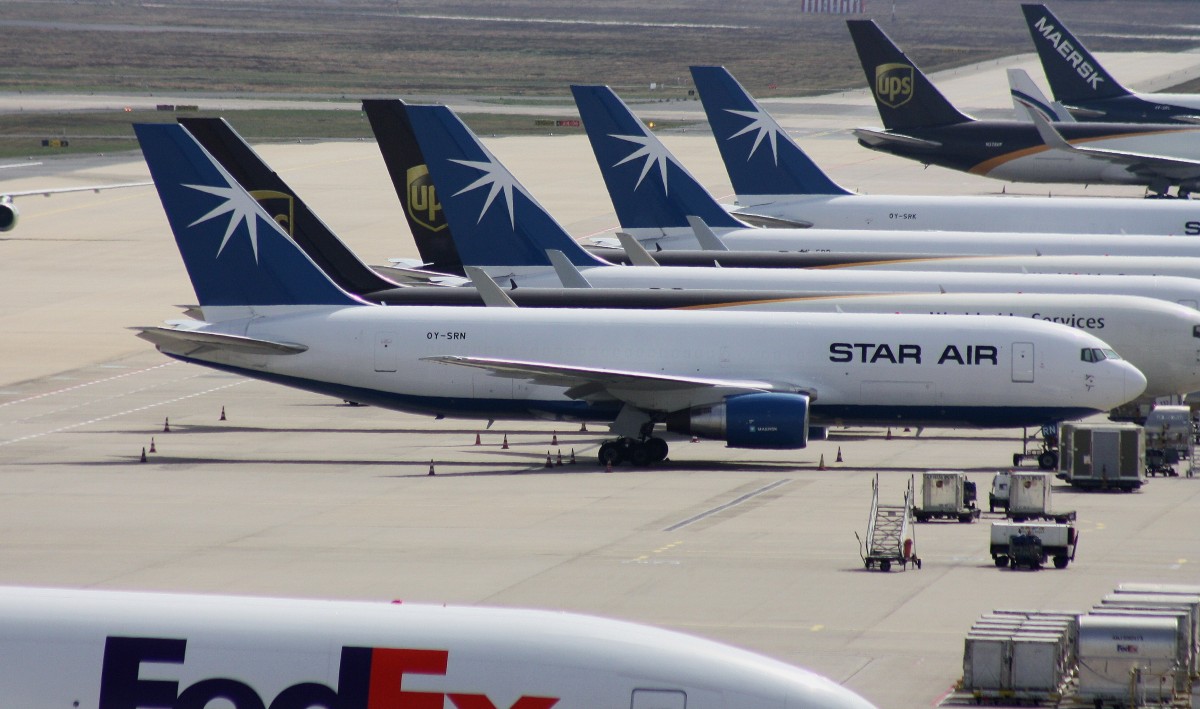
[2,182,151,199]
[852,128,941,150]
[133,326,308,356]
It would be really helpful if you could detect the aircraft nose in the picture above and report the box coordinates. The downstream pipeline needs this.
[1122,360,1148,403]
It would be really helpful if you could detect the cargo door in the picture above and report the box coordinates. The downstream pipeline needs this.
[374,332,397,372]
[1093,430,1120,482]
[1071,427,1092,479]
[1011,342,1034,383]
[631,689,685,709]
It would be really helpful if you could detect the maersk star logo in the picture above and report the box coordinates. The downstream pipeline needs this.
[724,107,782,165]
[185,180,264,263]
[449,154,526,228]
[611,133,671,194]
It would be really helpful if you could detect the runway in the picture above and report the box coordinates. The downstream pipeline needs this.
[2,53,1200,709]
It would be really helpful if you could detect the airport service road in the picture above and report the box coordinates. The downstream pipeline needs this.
[0,346,1198,709]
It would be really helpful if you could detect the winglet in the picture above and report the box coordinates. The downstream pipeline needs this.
[571,84,745,233]
[1008,68,1075,123]
[402,104,607,269]
[846,19,973,130]
[134,123,361,309]
[689,65,851,198]
[615,232,660,266]
[686,216,731,252]
[547,250,594,288]
[1021,4,1127,103]
[464,266,518,307]
[1028,109,1076,151]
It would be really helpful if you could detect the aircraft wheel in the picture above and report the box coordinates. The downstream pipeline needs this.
[1037,451,1058,470]
[598,442,623,467]
[628,442,653,467]
[644,437,669,463]
[1053,555,1069,569]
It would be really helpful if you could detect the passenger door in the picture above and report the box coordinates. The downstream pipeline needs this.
[1011,342,1034,383]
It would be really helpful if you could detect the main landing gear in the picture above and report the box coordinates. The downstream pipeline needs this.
[598,436,669,467]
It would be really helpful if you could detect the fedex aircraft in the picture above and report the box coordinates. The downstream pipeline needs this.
[0,586,877,709]
[405,102,1200,311]
[847,19,1200,197]
[1022,4,1200,125]
[134,122,1142,466]
[172,119,1200,400]
[690,64,1200,230]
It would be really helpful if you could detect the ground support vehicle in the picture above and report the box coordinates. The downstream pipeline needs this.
[1013,423,1059,470]
[990,522,1078,570]
[856,474,920,572]
[988,471,1012,513]
[1144,405,1194,478]
[911,471,979,523]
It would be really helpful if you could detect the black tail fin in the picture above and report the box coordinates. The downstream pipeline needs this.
[361,99,464,276]
[177,117,399,298]
[846,19,972,130]
[1021,4,1128,103]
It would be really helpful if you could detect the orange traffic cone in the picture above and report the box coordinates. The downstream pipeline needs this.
[605,461,613,473]
[836,446,843,463]
[570,448,576,464]
[149,437,156,454]
[428,460,435,476]
[579,423,588,432]
[690,436,699,443]
[501,434,509,450]
[220,406,226,421]
[544,451,553,468]
[556,450,563,466]
[474,433,481,446]
[163,417,170,433]
[551,432,558,446]
[139,447,147,463]
[886,427,892,440]
[818,454,826,471]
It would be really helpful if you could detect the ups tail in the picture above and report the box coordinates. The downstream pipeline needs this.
[402,104,606,269]
[134,123,361,309]
[846,19,973,130]
[177,117,400,299]
[1021,4,1127,103]
[689,66,850,198]
[361,99,465,276]
[570,84,745,233]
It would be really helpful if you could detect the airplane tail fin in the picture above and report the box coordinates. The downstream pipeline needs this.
[689,66,851,197]
[1021,4,1128,103]
[1007,68,1075,122]
[361,99,465,276]
[570,84,745,234]
[845,19,973,130]
[134,123,361,309]
[176,117,401,298]
[401,104,606,268]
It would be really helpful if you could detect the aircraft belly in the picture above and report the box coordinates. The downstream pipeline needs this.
[984,153,1120,184]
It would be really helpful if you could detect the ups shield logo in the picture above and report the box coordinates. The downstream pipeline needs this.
[874,63,914,109]
[249,189,295,237]
[407,164,445,233]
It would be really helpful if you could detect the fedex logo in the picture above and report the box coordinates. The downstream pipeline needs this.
[98,636,559,709]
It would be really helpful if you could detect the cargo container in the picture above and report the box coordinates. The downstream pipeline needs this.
[1058,421,1144,490]
[1006,473,1075,523]
[911,471,979,522]
[1076,614,1187,704]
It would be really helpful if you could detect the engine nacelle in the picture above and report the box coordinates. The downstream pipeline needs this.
[0,198,17,232]
[665,392,810,449]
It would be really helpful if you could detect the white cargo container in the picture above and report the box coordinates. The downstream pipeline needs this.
[1011,633,1066,692]
[1006,473,1075,522]
[1076,614,1186,704]
[990,522,1077,569]
[963,634,1009,691]
[912,471,979,522]
[1058,421,1145,490]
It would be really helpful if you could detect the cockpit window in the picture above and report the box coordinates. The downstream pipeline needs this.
[1102,348,1121,360]
[1194,324,1200,339]
[1081,348,1094,363]
[1081,348,1113,363]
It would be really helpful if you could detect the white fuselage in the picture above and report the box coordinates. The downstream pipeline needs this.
[838,255,1200,281]
[177,306,1142,428]
[0,587,876,709]
[704,293,1200,399]
[727,193,1200,235]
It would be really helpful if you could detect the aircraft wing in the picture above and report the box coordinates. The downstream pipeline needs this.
[2,182,151,198]
[423,355,813,412]
[374,262,468,286]
[852,128,942,150]
[1030,111,1200,180]
[133,326,309,357]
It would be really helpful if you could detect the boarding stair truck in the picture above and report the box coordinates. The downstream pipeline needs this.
[856,474,920,572]
[1058,421,1145,491]
[990,521,1078,569]
[1006,472,1075,523]
[1076,614,1190,707]
[911,471,980,522]
[1143,404,1194,477]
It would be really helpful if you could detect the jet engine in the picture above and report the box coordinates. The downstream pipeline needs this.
[666,392,810,449]
[0,197,17,232]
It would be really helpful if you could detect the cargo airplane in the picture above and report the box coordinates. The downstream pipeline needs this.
[172,117,1200,401]
[134,122,1142,466]
[847,19,1200,197]
[0,586,877,709]
[690,64,1200,229]
[1022,4,1200,126]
